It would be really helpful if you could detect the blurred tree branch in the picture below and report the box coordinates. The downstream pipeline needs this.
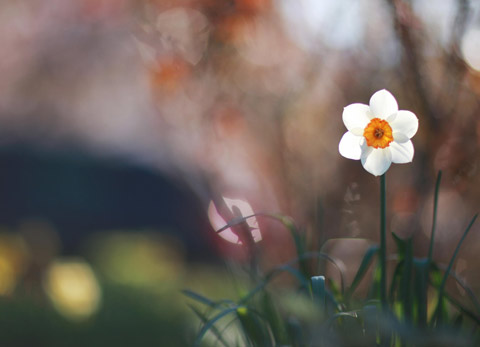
[386,0,437,132]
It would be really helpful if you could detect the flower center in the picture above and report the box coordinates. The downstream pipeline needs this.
[363,118,393,149]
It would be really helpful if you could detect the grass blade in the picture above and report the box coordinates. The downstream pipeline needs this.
[286,317,304,345]
[428,171,442,264]
[389,260,403,305]
[311,276,327,315]
[346,245,379,299]
[214,212,310,280]
[392,232,407,259]
[194,306,240,347]
[236,306,273,346]
[261,291,289,345]
[414,258,429,329]
[326,311,360,329]
[400,237,413,323]
[239,265,308,306]
[188,304,230,347]
[182,289,218,307]
[441,290,480,325]
[439,265,480,316]
[432,213,478,327]
[239,252,346,305]
[361,305,379,346]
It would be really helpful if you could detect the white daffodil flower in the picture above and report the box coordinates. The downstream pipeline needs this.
[339,89,418,176]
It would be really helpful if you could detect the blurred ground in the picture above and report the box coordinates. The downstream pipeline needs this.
[0,0,480,344]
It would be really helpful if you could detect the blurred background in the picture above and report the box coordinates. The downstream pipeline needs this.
[0,0,480,345]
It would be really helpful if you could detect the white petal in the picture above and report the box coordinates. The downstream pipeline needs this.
[389,110,418,139]
[386,113,397,123]
[339,132,363,160]
[390,140,414,164]
[361,147,392,176]
[393,132,409,143]
[342,103,371,132]
[350,128,364,136]
[369,89,398,119]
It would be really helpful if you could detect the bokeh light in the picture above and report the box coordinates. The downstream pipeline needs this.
[0,234,27,296]
[462,27,480,72]
[208,197,262,244]
[44,259,101,321]
[88,232,185,289]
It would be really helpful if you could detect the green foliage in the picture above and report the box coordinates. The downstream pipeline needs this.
[0,283,190,347]
[186,172,480,346]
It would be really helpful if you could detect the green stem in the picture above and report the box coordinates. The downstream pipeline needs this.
[427,171,442,265]
[380,174,387,311]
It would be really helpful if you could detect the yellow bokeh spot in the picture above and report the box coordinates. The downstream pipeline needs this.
[44,259,101,321]
[90,233,185,290]
[0,233,27,295]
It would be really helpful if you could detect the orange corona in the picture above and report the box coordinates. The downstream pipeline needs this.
[363,118,393,149]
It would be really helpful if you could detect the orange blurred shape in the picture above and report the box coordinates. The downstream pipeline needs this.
[467,72,480,96]
[216,13,254,43]
[235,0,270,13]
[0,234,27,296]
[149,57,190,93]
[213,104,245,137]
